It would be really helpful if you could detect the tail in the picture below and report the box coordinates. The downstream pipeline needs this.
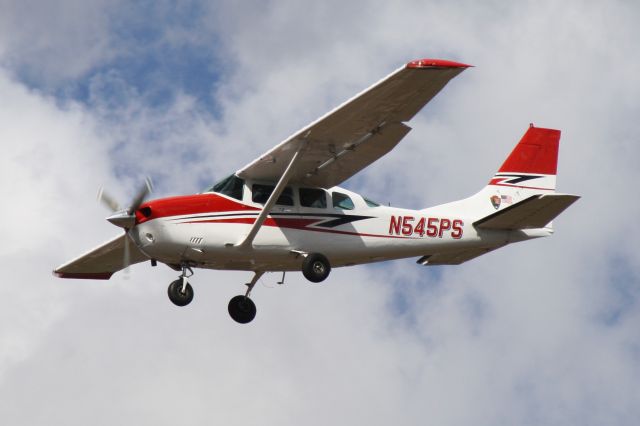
[417,125,579,266]
[489,124,559,193]
[436,124,579,230]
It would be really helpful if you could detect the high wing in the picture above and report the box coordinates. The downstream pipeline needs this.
[54,234,149,280]
[236,58,470,188]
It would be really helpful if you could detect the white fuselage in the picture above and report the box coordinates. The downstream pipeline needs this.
[129,181,546,272]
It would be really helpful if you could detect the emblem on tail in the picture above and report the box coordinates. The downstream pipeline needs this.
[490,195,501,209]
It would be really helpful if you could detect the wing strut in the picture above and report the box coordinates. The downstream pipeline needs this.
[235,140,307,249]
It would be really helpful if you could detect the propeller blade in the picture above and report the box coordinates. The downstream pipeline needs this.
[128,177,153,214]
[123,231,131,279]
[97,187,121,212]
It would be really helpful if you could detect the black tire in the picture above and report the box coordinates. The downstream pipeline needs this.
[228,295,257,324]
[302,253,331,283]
[168,279,194,307]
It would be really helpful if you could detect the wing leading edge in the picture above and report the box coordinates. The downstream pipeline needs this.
[236,58,470,188]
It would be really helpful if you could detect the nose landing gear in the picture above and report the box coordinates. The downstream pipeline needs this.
[167,264,194,307]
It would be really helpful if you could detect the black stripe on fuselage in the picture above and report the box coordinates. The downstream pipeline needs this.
[494,173,543,184]
[168,212,375,228]
[313,215,375,228]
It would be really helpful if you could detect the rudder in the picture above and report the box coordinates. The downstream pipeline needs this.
[488,124,560,192]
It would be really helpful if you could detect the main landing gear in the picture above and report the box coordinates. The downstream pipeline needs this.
[166,253,331,323]
[228,271,263,324]
[302,253,331,283]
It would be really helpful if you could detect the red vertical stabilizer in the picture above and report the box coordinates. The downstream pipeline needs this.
[498,125,560,175]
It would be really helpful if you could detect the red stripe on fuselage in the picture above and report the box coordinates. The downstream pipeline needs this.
[135,193,258,224]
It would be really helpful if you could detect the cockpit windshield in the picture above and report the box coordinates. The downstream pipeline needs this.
[205,174,244,200]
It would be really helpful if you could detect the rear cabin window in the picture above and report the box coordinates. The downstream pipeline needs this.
[332,192,354,210]
[211,174,244,201]
[252,184,294,206]
[363,197,381,207]
[299,188,327,208]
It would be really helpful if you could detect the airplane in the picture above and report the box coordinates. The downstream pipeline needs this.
[54,58,579,324]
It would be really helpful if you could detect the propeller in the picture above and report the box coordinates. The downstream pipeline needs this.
[97,177,153,275]
[98,178,153,228]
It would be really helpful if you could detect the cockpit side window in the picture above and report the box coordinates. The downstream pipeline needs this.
[211,174,244,200]
[332,192,354,210]
[252,184,294,206]
[299,188,327,208]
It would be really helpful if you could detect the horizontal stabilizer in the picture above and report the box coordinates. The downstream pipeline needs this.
[417,246,504,265]
[54,234,149,279]
[474,194,580,230]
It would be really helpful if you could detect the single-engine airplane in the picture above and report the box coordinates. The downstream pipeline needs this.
[54,58,579,323]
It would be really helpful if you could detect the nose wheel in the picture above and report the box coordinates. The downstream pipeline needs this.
[168,279,194,306]
[167,264,194,307]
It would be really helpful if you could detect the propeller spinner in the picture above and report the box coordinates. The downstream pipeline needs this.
[97,178,153,275]
[98,178,153,229]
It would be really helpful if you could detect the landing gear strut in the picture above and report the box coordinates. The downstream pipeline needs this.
[228,271,263,324]
[168,264,194,306]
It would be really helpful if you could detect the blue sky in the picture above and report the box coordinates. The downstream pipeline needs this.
[73,8,221,111]
[1,1,639,425]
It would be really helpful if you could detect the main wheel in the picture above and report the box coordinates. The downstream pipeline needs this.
[302,253,331,283]
[168,279,194,306]
[228,295,257,324]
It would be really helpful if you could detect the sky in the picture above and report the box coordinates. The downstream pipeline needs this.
[1,0,639,424]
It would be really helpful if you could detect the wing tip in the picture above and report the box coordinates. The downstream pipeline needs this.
[406,58,473,69]
[53,270,113,280]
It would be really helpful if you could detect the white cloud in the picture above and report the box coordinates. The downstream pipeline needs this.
[0,0,639,425]
[0,0,124,85]
[0,69,117,379]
